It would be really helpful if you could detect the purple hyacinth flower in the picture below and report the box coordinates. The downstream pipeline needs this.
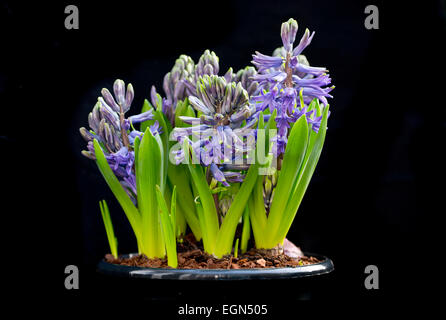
[128,109,154,124]
[250,18,333,156]
[251,86,280,112]
[281,18,299,52]
[210,163,229,187]
[172,75,254,185]
[80,79,161,204]
[252,52,284,73]
[292,28,315,56]
[282,87,297,114]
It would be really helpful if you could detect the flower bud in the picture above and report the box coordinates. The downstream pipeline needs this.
[125,83,134,111]
[79,127,96,142]
[89,101,102,132]
[224,67,234,83]
[195,50,219,78]
[101,88,120,112]
[264,176,272,199]
[281,18,298,51]
[113,79,126,107]
[98,98,120,130]
[203,64,214,76]
[81,150,96,160]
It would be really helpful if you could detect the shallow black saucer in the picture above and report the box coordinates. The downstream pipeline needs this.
[97,252,334,280]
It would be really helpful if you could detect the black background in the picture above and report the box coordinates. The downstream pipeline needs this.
[1,0,445,314]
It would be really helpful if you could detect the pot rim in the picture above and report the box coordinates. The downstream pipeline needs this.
[97,252,334,280]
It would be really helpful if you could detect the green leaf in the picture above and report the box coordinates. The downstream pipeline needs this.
[213,114,267,257]
[155,133,167,192]
[265,115,309,245]
[254,109,277,170]
[271,106,330,245]
[211,186,228,194]
[234,238,239,258]
[307,98,317,113]
[185,140,219,254]
[134,136,141,212]
[153,109,170,191]
[194,196,211,252]
[141,98,172,134]
[246,110,275,249]
[214,161,259,258]
[255,113,269,167]
[99,200,118,258]
[240,207,250,254]
[133,136,146,256]
[265,108,277,155]
[140,99,154,132]
[173,99,188,127]
[247,191,263,248]
[174,205,187,238]
[167,164,202,240]
[170,185,177,238]
[248,174,268,249]
[185,104,196,118]
[174,100,184,127]
[141,98,153,113]
[93,140,141,238]
[154,93,163,111]
[155,185,178,268]
[137,128,165,258]
[258,111,265,130]
[174,99,196,129]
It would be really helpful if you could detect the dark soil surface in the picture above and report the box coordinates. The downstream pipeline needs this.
[104,234,320,269]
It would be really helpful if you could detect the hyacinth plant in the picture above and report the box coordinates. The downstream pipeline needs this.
[80,18,333,268]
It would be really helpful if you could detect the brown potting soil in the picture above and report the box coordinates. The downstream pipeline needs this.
[104,234,320,269]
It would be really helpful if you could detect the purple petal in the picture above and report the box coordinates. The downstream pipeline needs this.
[188,96,212,115]
[292,74,331,87]
[292,29,315,56]
[224,171,245,183]
[252,71,287,83]
[295,63,327,76]
[252,52,284,72]
[128,109,154,124]
[150,86,158,108]
[101,88,120,112]
[209,163,229,187]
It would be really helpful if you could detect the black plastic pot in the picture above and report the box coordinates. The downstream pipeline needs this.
[97,252,333,280]
[95,253,334,302]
